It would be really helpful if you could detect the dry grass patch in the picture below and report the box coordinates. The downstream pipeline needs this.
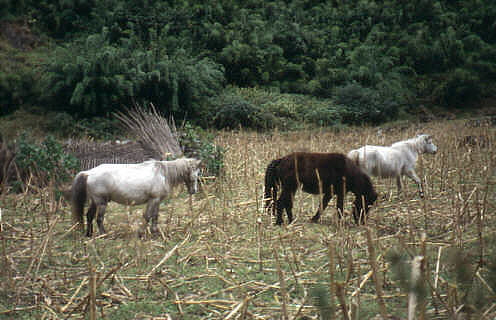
[1,119,495,319]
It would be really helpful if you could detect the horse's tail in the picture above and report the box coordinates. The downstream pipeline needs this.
[347,149,360,167]
[71,173,88,229]
[264,159,281,211]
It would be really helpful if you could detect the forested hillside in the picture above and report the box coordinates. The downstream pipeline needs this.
[1,0,496,129]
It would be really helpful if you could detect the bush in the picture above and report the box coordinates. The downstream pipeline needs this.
[46,114,122,140]
[335,83,400,125]
[15,133,80,188]
[301,103,341,127]
[178,124,224,177]
[211,92,275,130]
[433,69,482,108]
[41,30,225,121]
[74,117,122,140]
[0,70,37,116]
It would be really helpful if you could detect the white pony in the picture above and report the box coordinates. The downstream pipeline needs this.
[71,158,201,236]
[347,134,437,197]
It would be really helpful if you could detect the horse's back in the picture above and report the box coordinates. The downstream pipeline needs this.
[350,145,408,177]
[279,152,348,194]
[84,162,163,204]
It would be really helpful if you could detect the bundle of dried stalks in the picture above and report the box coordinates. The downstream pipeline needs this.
[115,103,183,160]
[64,139,159,171]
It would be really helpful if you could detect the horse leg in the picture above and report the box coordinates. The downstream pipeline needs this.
[405,169,423,198]
[275,190,292,225]
[96,203,108,235]
[149,199,161,233]
[336,192,345,220]
[396,175,403,194]
[311,192,332,222]
[352,196,366,225]
[143,198,161,233]
[86,202,97,237]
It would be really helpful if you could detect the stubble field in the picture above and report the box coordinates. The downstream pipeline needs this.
[1,119,495,319]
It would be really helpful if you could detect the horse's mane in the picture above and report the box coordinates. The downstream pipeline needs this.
[391,135,429,154]
[157,158,197,183]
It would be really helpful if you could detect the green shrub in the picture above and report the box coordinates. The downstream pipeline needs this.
[41,29,225,121]
[335,83,400,125]
[0,70,37,116]
[44,112,76,137]
[433,69,482,108]
[74,117,122,140]
[15,133,80,188]
[178,124,224,177]
[46,114,123,140]
[211,92,275,130]
[302,103,340,127]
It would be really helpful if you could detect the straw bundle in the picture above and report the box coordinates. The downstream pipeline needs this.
[115,103,183,159]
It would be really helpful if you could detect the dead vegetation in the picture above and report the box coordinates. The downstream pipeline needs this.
[0,119,495,319]
[65,104,183,171]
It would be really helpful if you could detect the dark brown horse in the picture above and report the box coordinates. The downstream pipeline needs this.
[264,152,377,225]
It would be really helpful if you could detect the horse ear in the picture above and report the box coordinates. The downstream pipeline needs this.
[194,159,201,167]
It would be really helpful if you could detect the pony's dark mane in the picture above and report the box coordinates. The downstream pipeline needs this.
[264,152,377,225]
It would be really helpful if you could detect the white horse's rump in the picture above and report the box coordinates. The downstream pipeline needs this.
[71,158,201,236]
[347,134,437,197]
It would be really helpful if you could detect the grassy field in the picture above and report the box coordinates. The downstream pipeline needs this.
[1,119,495,319]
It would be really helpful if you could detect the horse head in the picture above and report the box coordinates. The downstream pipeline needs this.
[184,159,201,195]
[419,134,437,154]
[352,185,378,224]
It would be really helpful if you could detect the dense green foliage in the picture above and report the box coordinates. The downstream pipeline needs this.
[1,0,496,127]
[178,123,225,176]
[15,133,80,188]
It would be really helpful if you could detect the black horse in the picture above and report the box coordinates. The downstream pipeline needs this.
[264,152,377,225]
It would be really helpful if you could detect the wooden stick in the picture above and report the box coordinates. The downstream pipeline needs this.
[418,233,427,320]
[365,227,388,318]
[434,246,442,289]
[476,271,496,295]
[147,233,191,277]
[273,245,289,320]
[61,278,89,313]
[157,277,184,316]
[335,283,350,320]
[257,216,263,272]
[350,270,373,297]
[0,208,14,291]
[408,256,424,320]
[327,239,336,319]
[88,263,97,320]
[225,296,250,320]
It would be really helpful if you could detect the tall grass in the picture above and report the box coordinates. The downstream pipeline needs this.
[0,119,495,319]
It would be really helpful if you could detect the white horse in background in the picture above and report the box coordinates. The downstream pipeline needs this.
[71,158,201,237]
[347,134,437,197]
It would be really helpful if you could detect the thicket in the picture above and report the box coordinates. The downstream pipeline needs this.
[14,133,80,190]
[1,0,496,128]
